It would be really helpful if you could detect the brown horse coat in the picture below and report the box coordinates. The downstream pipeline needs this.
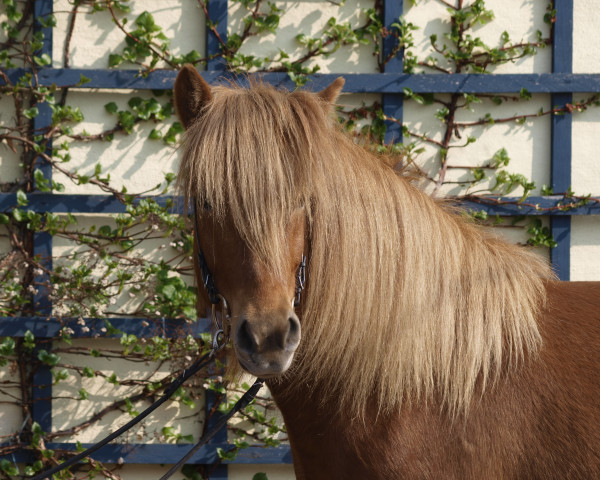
[270,281,600,479]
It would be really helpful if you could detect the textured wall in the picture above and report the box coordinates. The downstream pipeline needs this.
[1,1,598,479]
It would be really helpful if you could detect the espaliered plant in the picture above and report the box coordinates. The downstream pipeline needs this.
[0,1,598,479]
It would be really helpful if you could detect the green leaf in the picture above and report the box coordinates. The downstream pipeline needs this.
[16,189,28,206]
[118,110,136,133]
[12,208,24,222]
[105,102,119,114]
[160,284,176,300]
[24,107,39,119]
[252,474,269,480]
[120,240,134,250]
[149,128,162,140]
[53,368,70,384]
[38,14,57,28]
[34,169,51,192]
[32,422,44,435]
[23,330,35,350]
[109,53,124,67]
[0,459,18,476]
[114,1,131,13]
[136,11,158,31]
[33,53,52,66]
[216,447,238,461]
[78,74,91,86]
[519,88,532,100]
[0,338,16,357]
[37,349,60,366]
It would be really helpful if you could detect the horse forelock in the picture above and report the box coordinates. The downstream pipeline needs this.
[178,80,555,418]
[178,80,324,278]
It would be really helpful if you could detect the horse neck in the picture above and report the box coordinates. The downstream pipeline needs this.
[289,160,553,418]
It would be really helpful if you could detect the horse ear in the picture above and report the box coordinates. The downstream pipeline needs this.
[174,64,213,129]
[317,77,345,104]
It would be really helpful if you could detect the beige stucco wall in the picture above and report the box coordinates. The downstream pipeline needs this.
[1,1,599,479]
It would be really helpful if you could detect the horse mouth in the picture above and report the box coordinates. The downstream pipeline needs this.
[236,351,294,379]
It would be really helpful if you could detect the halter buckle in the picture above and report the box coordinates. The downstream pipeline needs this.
[210,294,231,353]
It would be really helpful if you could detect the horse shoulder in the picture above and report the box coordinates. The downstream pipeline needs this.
[532,281,600,467]
[469,279,600,478]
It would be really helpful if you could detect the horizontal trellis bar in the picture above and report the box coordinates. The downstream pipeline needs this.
[1,193,598,215]
[0,193,174,213]
[3,69,600,93]
[0,316,211,338]
[5,443,293,465]
[460,196,600,216]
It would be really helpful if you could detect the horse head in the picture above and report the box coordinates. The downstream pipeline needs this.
[173,65,343,378]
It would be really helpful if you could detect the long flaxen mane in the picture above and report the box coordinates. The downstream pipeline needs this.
[178,79,555,416]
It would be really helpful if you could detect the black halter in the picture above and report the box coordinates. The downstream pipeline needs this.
[193,203,307,307]
[195,233,222,305]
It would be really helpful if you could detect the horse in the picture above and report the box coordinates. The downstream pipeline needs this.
[173,65,600,479]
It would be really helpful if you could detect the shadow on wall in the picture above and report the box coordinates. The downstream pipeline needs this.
[54,0,205,69]
[56,90,180,195]
[405,0,552,75]
[230,0,380,73]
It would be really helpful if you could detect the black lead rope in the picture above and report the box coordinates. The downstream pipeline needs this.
[158,379,264,480]
[32,352,263,480]
[32,351,216,480]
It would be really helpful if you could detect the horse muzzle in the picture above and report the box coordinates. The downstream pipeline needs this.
[233,311,301,377]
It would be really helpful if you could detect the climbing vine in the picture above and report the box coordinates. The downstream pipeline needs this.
[0,0,598,479]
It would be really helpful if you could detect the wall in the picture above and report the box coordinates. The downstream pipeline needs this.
[0,1,599,479]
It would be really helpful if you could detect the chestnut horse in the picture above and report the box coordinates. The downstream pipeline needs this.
[174,65,600,479]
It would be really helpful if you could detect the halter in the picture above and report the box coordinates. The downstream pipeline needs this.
[193,202,307,314]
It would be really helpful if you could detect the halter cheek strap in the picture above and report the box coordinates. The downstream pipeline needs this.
[196,237,221,305]
[294,253,306,307]
[193,203,221,305]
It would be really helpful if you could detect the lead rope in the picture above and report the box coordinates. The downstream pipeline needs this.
[158,209,266,479]
[158,379,264,480]
[31,344,224,480]
[31,297,262,480]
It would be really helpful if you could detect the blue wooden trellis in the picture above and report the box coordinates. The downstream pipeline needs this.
[1,0,599,476]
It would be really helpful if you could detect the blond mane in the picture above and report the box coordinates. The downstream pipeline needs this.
[178,80,555,416]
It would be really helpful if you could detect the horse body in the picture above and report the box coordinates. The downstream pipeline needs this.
[173,65,600,479]
[270,281,600,479]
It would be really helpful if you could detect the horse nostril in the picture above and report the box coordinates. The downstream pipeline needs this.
[286,314,301,349]
[236,315,301,354]
[236,319,257,353]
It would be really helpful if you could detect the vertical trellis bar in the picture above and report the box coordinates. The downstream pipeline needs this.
[206,0,229,71]
[1,0,595,471]
[204,1,229,477]
[31,0,54,433]
[382,0,404,145]
[550,0,573,280]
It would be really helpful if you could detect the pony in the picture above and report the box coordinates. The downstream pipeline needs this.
[174,65,600,479]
